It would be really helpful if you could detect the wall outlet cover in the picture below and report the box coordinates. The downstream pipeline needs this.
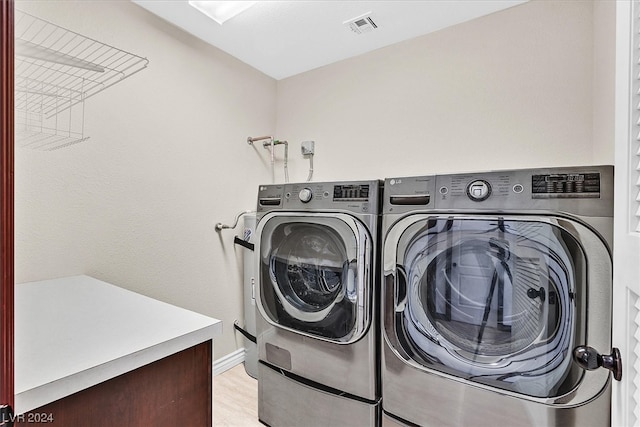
[301,141,315,155]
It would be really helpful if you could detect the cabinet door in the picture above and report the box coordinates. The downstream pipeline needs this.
[613,1,640,425]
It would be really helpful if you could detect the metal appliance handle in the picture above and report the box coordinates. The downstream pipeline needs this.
[573,345,622,381]
[394,265,407,312]
[344,258,359,302]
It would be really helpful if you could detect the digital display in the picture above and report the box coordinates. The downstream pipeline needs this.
[333,184,369,201]
[532,173,600,198]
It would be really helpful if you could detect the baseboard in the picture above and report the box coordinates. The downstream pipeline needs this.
[213,347,246,376]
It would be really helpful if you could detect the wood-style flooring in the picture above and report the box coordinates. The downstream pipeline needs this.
[214,363,262,426]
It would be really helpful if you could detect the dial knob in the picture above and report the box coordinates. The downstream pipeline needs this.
[467,180,492,201]
[299,188,313,203]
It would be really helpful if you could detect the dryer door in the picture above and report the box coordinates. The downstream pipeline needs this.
[383,214,612,403]
[257,213,372,344]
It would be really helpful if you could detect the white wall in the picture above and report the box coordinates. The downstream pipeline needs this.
[14,0,277,359]
[14,0,615,361]
[276,0,613,181]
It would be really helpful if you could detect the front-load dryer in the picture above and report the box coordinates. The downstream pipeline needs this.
[381,166,620,427]
[255,180,382,427]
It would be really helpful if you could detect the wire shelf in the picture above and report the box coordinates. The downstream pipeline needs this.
[14,10,149,151]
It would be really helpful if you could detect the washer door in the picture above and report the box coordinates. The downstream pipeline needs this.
[257,213,372,343]
[383,215,611,400]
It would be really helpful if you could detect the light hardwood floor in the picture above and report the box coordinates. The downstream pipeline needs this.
[213,363,262,426]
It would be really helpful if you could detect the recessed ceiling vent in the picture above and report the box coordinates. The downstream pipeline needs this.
[344,12,378,35]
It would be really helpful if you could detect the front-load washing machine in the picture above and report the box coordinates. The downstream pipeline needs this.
[255,180,381,427]
[381,166,620,426]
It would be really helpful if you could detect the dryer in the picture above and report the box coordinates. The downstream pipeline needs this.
[381,166,620,426]
[255,180,381,426]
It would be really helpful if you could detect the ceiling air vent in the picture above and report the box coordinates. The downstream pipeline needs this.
[344,12,378,35]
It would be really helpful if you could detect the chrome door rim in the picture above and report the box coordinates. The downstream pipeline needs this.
[256,211,372,344]
[382,213,612,405]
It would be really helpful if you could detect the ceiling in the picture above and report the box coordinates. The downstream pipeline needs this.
[132,1,528,80]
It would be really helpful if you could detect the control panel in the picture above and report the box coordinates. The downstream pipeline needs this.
[257,181,379,214]
[383,166,613,217]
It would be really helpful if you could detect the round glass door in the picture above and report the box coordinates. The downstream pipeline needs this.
[258,214,370,343]
[271,223,349,313]
[394,216,585,398]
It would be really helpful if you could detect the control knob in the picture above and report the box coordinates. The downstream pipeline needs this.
[299,188,313,203]
[467,180,492,202]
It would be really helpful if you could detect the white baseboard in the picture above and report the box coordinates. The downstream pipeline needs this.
[213,347,246,376]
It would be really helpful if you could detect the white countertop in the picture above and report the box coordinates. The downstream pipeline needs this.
[15,275,222,414]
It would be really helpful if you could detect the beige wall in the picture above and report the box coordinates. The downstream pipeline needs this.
[14,0,277,359]
[276,0,613,181]
[14,0,615,361]
[593,0,616,163]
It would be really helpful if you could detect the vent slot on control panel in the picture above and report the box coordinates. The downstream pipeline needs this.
[390,195,430,205]
[259,197,281,206]
[532,173,600,199]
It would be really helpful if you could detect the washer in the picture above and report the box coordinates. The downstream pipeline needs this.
[255,180,382,427]
[381,166,619,426]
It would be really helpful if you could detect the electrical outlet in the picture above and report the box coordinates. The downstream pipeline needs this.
[301,141,315,156]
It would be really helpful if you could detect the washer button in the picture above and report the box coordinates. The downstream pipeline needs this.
[513,184,524,194]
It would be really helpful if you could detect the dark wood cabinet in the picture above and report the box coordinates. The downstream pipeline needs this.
[16,340,212,427]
